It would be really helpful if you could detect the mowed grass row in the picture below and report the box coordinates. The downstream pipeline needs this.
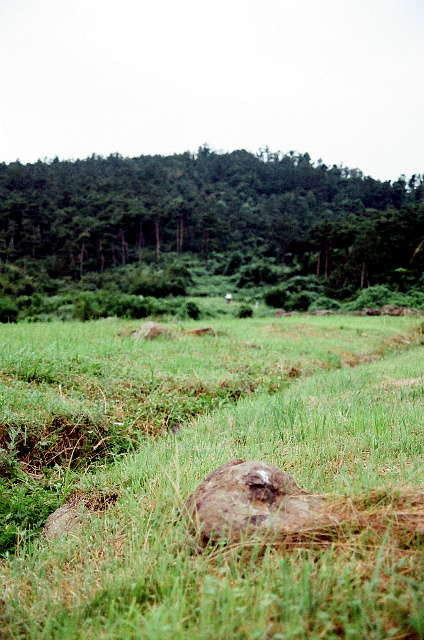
[0,314,421,471]
[2,332,424,638]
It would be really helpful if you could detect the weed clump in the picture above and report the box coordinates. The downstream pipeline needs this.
[237,305,253,318]
[185,301,201,320]
[0,477,60,556]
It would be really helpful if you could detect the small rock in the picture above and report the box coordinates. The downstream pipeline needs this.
[184,459,324,544]
[362,308,381,316]
[241,341,263,349]
[169,420,181,435]
[42,501,85,541]
[185,327,217,336]
[42,493,118,541]
[132,322,169,340]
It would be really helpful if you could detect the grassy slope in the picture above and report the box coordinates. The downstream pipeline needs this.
[1,316,424,638]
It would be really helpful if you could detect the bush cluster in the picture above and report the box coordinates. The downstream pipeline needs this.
[342,284,424,311]
[72,293,193,321]
[263,275,322,310]
[263,280,424,313]
[237,262,279,288]
[0,290,208,323]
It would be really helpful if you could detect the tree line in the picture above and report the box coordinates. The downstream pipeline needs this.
[1,145,423,299]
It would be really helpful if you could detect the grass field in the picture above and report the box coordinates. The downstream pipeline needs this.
[1,314,424,639]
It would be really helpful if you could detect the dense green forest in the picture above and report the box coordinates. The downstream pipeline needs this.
[1,146,424,319]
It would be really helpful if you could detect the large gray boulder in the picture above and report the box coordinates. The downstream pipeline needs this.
[184,459,325,544]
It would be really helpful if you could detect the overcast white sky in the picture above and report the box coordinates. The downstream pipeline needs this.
[0,0,423,182]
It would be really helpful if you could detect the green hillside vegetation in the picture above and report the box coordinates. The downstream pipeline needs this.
[1,147,424,319]
[1,315,424,638]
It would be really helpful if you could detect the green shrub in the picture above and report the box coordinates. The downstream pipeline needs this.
[221,251,245,276]
[308,296,342,311]
[385,268,416,291]
[0,478,60,556]
[0,275,16,296]
[109,295,186,319]
[342,285,400,311]
[284,275,323,295]
[264,275,324,310]
[237,304,253,318]
[343,285,424,312]
[105,294,155,319]
[129,268,189,298]
[263,286,289,308]
[167,263,193,285]
[404,290,424,309]
[185,301,201,319]
[288,291,317,311]
[73,293,101,321]
[16,295,32,310]
[237,262,279,288]
[0,296,18,323]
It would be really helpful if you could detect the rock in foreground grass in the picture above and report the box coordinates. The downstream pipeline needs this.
[184,459,325,544]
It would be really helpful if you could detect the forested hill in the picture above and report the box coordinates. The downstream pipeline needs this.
[1,146,424,297]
